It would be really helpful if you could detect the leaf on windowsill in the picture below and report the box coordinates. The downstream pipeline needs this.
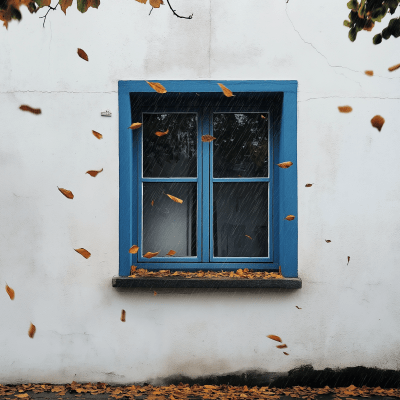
[325,240,331,243]
[166,194,183,204]
[285,215,295,221]
[130,265,137,275]
[155,129,169,137]
[58,187,74,199]
[129,122,142,130]
[75,248,91,259]
[267,335,282,343]
[245,235,252,240]
[305,183,313,187]
[338,106,353,113]
[277,161,293,169]
[86,168,103,177]
[166,250,176,256]
[19,105,41,114]
[15,394,29,398]
[388,63,400,72]
[146,81,167,93]
[129,245,139,254]
[217,83,234,97]
[77,48,88,61]
[5,284,15,300]
[121,310,126,322]
[92,130,103,139]
[143,251,159,258]
[365,70,374,76]
[371,115,385,131]
[276,344,287,349]
[201,135,216,142]
[28,323,36,338]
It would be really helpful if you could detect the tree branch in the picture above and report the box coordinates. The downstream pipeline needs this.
[165,0,192,19]
[39,3,58,27]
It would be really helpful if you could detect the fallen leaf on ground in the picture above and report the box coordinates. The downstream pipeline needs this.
[150,0,163,7]
[365,70,374,76]
[277,344,288,349]
[28,323,36,338]
[267,335,282,343]
[277,161,293,169]
[121,310,126,322]
[245,235,252,240]
[296,306,302,309]
[283,352,289,355]
[305,183,313,187]
[19,105,41,114]
[285,215,295,221]
[146,81,167,93]
[217,83,234,97]
[58,187,74,199]
[15,394,29,398]
[143,251,159,258]
[166,194,183,204]
[129,122,142,130]
[338,106,353,113]
[388,63,400,72]
[77,48,88,61]
[92,130,103,139]
[371,115,385,131]
[74,248,91,259]
[129,245,139,254]
[86,168,103,177]
[166,250,176,256]
[155,129,169,137]
[201,135,216,142]
[5,284,14,300]
[325,240,331,243]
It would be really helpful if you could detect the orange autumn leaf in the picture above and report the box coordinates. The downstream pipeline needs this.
[166,193,183,204]
[19,105,41,115]
[277,161,293,169]
[77,48,88,61]
[285,215,295,221]
[5,284,14,300]
[155,129,169,137]
[154,291,157,296]
[283,352,289,356]
[121,310,126,322]
[86,168,103,177]
[129,245,139,254]
[151,200,154,206]
[146,81,167,93]
[305,183,313,187]
[92,130,103,139]
[388,63,400,72]
[267,335,282,343]
[135,0,147,3]
[365,70,374,76]
[166,250,176,256]
[371,115,385,131]
[74,248,91,259]
[217,83,234,97]
[150,0,163,7]
[28,323,36,338]
[129,122,142,130]
[276,344,288,349]
[59,0,73,14]
[130,265,137,274]
[57,187,74,199]
[245,235,252,240]
[15,394,29,398]
[201,135,216,142]
[261,115,266,119]
[143,251,159,258]
[338,106,353,113]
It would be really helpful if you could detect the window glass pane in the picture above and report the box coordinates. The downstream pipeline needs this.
[143,113,197,177]
[213,113,269,178]
[143,182,197,257]
[213,183,268,257]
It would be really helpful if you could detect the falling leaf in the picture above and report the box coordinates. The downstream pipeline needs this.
[86,168,103,177]
[325,240,331,243]
[151,200,154,206]
[121,310,126,322]
[277,161,293,169]
[150,0,163,7]
[283,352,289,356]
[77,48,88,61]
[28,323,36,338]
[74,248,91,259]
[217,83,234,97]
[201,135,216,142]
[143,251,159,258]
[130,265,137,274]
[166,194,183,204]
[365,70,374,76]
[154,291,157,296]
[155,129,169,137]
[129,122,142,130]
[146,81,167,93]
[57,187,74,199]
[129,245,139,254]
[296,306,302,309]
[338,106,353,113]
[305,183,313,187]
[135,0,147,3]
[276,344,288,349]
[15,394,29,398]
[267,335,282,343]
[388,63,400,72]
[59,0,73,14]
[166,250,176,256]
[19,105,41,115]
[371,115,385,131]
[5,284,14,300]
[261,115,266,119]
[92,130,103,139]
[347,256,350,265]
[245,235,252,240]
[285,215,295,221]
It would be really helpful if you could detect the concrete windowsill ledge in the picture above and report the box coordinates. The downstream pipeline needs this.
[112,276,302,289]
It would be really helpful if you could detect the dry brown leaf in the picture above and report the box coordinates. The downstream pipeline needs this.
[267,335,282,343]
[217,83,234,97]
[201,135,216,142]
[338,106,353,113]
[146,81,167,94]
[5,284,15,300]
[276,344,288,349]
[77,48,88,61]
[92,130,103,139]
[245,235,252,240]
[135,0,147,3]
[283,352,289,355]
[154,291,157,296]
[86,168,103,177]
[325,240,331,243]
[143,251,159,258]
[121,310,126,322]
[19,105,41,115]
[155,129,169,137]
[129,245,139,254]
[151,200,154,206]
[305,183,313,187]
[296,306,302,309]
[28,323,36,339]
[130,265,137,274]
[365,70,374,76]
[371,115,385,131]
[15,394,29,398]
[347,256,350,265]
[166,194,183,204]
[388,63,400,72]
[129,122,142,130]
[149,0,163,7]
[285,215,295,221]
[59,0,73,14]
[166,250,176,256]
[57,187,74,199]
[74,248,91,259]
[277,161,293,169]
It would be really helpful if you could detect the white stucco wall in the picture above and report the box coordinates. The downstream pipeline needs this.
[1,0,400,384]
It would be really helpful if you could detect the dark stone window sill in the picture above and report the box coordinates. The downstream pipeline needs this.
[112,276,302,289]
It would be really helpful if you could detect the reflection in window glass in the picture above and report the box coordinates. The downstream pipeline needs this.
[143,113,197,177]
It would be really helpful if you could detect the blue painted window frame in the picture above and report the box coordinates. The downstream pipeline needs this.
[118,80,298,277]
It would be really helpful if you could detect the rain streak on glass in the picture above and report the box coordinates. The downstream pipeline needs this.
[213,113,269,178]
[143,113,197,177]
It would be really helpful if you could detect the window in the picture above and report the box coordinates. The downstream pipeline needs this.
[118,81,298,278]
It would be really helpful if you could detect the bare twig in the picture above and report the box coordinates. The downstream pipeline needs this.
[39,3,59,27]
[149,6,154,15]
[165,0,192,19]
